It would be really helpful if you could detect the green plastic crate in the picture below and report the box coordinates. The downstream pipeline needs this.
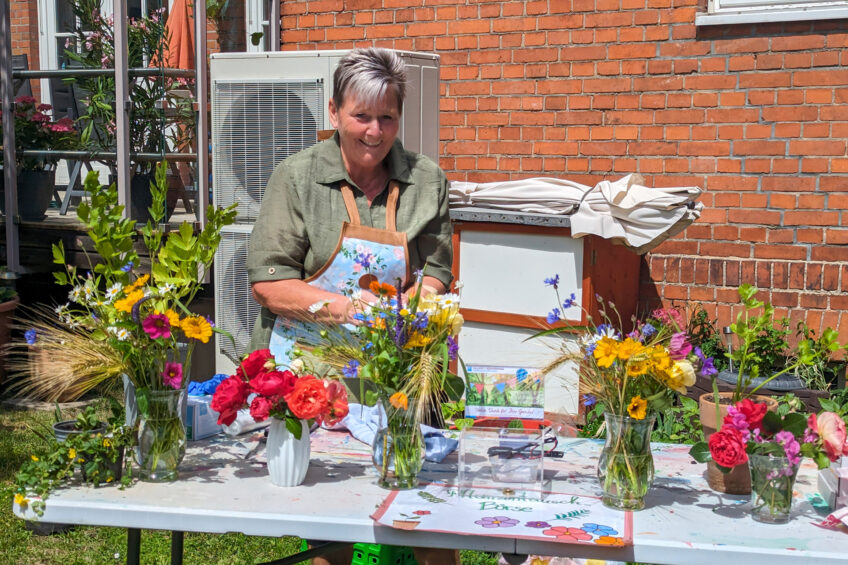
[351,543,417,565]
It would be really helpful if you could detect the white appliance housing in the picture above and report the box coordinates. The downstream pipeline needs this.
[210,50,440,375]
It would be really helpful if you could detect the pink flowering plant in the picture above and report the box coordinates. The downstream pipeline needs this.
[1,96,79,171]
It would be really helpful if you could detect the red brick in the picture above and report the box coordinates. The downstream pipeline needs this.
[811,246,848,262]
[753,245,808,260]
[773,262,789,289]
[771,291,799,308]
[823,264,840,291]
[785,210,839,226]
[757,261,772,288]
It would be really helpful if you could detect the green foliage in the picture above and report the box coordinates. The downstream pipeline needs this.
[651,396,703,444]
[578,402,607,439]
[819,387,848,420]
[0,286,16,302]
[687,305,728,373]
[793,322,845,390]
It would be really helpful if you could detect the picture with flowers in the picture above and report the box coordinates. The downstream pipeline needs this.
[539,275,716,509]
[211,348,349,439]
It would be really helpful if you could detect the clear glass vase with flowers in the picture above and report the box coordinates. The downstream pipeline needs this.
[540,275,716,510]
[210,349,349,486]
[690,399,848,523]
[33,162,237,479]
[305,272,465,489]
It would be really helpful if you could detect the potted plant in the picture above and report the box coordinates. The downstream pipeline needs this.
[14,400,133,518]
[0,96,79,220]
[697,284,839,493]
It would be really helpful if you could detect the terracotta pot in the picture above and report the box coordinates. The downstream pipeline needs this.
[699,391,779,494]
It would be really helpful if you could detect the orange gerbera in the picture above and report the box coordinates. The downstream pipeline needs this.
[389,391,409,410]
[369,281,397,298]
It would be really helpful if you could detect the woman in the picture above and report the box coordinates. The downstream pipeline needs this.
[246,48,459,565]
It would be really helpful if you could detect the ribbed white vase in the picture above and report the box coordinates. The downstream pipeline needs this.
[266,418,310,487]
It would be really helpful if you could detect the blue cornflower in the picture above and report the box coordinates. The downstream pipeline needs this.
[562,292,577,309]
[543,274,560,289]
[205,316,216,328]
[582,394,597,407]
[413,311,429,330]
[546,308,561,324]
[352,312,370,323]
[120,261,134,272]
[342,360,360,378]
[447,336,458,361]
[24,328,37,345]
[585,341,598,357]
[640,323,657,339]
[363,342,373,351]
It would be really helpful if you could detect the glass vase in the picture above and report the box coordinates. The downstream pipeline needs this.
[749,454,799,524]
[136,389,186,482]
[597,412,655,511]
[371,402,424,489]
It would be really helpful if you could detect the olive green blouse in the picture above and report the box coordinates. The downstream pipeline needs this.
[246,133,453,350]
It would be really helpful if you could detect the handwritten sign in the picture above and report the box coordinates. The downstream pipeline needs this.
[465,365,545,420]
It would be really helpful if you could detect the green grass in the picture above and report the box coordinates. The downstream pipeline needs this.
[0,404,498,565]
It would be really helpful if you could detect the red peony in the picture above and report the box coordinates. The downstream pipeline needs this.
[211,375,250,426]
[239,349,276,379]
[708,426,749,469]
[284,376,329,421]
[321,380,350,426]
[250,369,296,397]
[249,395,274,422]
[733,398,768,431]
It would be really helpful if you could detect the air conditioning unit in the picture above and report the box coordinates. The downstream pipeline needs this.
[210,50,441,223]
[214,224,262,375]
[210,50,440,375]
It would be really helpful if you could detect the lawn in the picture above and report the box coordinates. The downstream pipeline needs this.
[0,403,501,565]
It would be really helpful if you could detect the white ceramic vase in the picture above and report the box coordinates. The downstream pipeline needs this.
[266,418,310,487]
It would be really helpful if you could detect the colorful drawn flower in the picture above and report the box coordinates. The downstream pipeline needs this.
[593,535,625,546]
[525,521,551,529]
[542,526,592,541]
[475,516,519,528]
[581,523,618,537]
[413,510,431,516]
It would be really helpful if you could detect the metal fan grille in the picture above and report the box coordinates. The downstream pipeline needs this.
[214,227,261,367]
[212,79,323,223]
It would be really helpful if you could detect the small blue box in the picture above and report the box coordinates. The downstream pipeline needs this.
[186,395,223,440]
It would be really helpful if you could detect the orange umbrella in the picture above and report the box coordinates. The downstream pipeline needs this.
[164,0,195,70]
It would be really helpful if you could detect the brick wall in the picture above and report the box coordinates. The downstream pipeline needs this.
[11,0,40,99]
[280,0,848,342]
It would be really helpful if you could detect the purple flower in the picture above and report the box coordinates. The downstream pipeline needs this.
[525,521,551,528]
[24,328,37,345]
[694,346,717,378]
[447,336,458,361]
[162,362,183,389]
[640,323,656,339]
[546,308,561,324]
[205,315,216,328]
[413,311,429,330]
[582,394,596,407]
[544,274,560,289]
[474,516,519,528]
[562,292,577,309]
[120,261,134,272]
[342,360,359,378]
[776,430,801,466]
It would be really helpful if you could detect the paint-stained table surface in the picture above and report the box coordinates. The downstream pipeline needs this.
[13,429,848,564]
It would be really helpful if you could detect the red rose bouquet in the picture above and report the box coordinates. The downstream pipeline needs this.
[211,349,349,439]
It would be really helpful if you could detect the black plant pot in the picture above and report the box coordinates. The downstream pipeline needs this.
[0,170,56,221]
[52,420,107,442]
[716,369,805,391]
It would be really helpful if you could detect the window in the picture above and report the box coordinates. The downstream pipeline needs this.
[696,0,848,25]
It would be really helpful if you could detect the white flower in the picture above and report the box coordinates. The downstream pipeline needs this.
[105,283,122,301]
[289,358,305,375]
[308,299,334,313]
[55,303,69,316]
[108,327,130,341]
[69,286,83,302]
[159,283,175,295]
[454,281,464,290]
[350,288,362,302]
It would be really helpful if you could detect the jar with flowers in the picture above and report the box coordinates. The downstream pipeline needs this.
[211,349,349,487]
[540,276,716,510]
[1,95,79,220]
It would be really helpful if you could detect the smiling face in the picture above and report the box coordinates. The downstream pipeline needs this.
[328,88,401,182]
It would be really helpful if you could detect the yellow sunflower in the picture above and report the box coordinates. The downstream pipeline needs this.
[182,316,213,343]
[161,309,181,328]
[593,336,619,368]
[627,395,647,420]
[616,337,643,360]
[114,289,144,313]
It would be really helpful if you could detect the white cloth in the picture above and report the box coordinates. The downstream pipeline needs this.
[449,174,703,254]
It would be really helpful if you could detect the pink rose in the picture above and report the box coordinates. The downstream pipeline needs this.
[816,412,848,462]
[249,395,274,422]
[249,370,296,397]
[211,375,250,426]
[239,349,276,379]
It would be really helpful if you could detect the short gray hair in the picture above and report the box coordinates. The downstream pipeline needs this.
[333,48,407,114]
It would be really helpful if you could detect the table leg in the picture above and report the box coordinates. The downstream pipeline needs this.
[256,541,351,565]
[170,531,184,565]
[126,528,141,565]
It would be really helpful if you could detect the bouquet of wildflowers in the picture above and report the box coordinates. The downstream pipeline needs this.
[13,163,236,399]
[211,349,349,438]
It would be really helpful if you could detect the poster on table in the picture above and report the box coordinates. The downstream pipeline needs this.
[464,365,545,420]
[372,483,632,547]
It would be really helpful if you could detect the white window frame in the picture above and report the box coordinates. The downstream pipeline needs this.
[696,0,848,25]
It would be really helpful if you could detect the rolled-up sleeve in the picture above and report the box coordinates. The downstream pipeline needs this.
[247,164,308,284]
[414,169,453,287]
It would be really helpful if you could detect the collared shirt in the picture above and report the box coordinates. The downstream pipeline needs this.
[246,133,453,350]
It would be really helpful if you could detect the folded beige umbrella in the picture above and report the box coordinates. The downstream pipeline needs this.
[449,174,703,254]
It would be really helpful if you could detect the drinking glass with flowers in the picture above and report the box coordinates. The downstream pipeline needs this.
[690,400,848,523]
[210,349,349,487]
[37,163,237,480]
[306,272,465,489]
[541,275,715,510]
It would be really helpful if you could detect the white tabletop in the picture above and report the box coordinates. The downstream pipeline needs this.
[14,429,848,564]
